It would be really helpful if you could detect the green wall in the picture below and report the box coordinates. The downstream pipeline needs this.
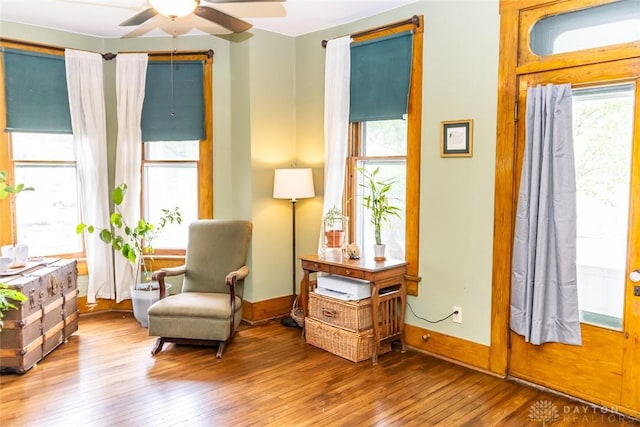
[0,0,499,345]
[294,1,499,345]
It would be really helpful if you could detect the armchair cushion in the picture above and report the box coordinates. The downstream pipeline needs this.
[148,293,243,341]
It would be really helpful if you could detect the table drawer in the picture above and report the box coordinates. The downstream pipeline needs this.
[328,265,366,279]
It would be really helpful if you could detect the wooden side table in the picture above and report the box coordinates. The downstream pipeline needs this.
[300,254,407,365]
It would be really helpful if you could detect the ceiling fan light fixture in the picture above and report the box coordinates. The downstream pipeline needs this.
[148,0,198,20]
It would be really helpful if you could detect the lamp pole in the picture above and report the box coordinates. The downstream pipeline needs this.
[273,168,315,328]
[291,198,297,298]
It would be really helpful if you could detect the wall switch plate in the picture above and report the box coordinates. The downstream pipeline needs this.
[634,285,640,297]
[452,306,462,323]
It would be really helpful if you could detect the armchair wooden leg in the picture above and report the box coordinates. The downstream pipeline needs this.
[151,337,166,356]
[216,342,225,358]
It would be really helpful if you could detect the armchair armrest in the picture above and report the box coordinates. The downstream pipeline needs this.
[225,265,249,335]
[225,265,249,287]
[152,266,186,299]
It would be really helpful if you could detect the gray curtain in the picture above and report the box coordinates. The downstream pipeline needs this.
[511,83,582,346]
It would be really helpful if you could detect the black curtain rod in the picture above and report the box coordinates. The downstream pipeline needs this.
[321,15,420,48]
[0,39,213,61]
[102,49,214,61]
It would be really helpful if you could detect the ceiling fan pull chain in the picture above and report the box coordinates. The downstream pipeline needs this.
[170,35,176,117]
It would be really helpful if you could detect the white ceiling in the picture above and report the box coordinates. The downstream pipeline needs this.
[0,0,420,38]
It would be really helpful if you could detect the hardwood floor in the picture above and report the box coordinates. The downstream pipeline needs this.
[1,312,638,426]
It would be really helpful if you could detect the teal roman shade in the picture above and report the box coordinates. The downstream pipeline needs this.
[2,48,72,133]
[349,31,413,123]
[142,61,205,141]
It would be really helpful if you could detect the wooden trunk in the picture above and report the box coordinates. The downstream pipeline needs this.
[0,259,78,374]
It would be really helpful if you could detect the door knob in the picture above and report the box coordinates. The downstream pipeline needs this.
[630,270,640,283]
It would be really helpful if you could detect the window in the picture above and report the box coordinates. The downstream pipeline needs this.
[351,120,407,261]
[11,133,82,257]
[2,45,213,270]
[142,140,199,252]
[1,42,82,261]
[344,17,423,294]
[140,52,213,258]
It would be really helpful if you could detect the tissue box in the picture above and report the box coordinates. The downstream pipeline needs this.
[316,274,371,301]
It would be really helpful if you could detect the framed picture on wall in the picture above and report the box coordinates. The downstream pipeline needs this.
[441,119,473,158]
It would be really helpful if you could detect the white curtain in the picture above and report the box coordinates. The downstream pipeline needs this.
[114,53,148,302]
[318,36,351,253]
[511,83,582,346]
[65,49,114,303]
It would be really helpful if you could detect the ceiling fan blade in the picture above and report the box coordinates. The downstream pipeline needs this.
[119,8,158,27]
[194,6,252,33]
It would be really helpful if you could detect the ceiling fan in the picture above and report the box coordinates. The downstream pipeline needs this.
[120,0,284,34]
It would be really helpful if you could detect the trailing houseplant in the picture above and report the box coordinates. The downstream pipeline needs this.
[0,171,34,267]
[358,167,401,261]
[76,183,182,288]
[323,205,348,249]
[0,282,27,330]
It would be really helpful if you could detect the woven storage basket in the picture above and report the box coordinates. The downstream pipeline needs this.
[290,296,304,327]
[308,292,372,332]
[305,317,390,362]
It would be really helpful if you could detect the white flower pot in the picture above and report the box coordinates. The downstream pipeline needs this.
[373,244,386,262]
[0,256,12,273]
[1,244,29,268]
[131,282,171,328]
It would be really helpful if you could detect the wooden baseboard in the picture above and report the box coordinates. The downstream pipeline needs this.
[242,295,292,323]
[405,323,492,372]
[78,293,294,323]
[78,296,132,314]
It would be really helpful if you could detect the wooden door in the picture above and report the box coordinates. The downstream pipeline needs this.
[508,59,640,418]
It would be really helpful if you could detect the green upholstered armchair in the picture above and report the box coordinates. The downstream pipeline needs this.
[147,219,252,358]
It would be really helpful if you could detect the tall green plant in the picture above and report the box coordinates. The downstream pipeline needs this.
[76,183,182,286]
[0,171,35,246]
[0,282,27,330]
[359,167,401,245]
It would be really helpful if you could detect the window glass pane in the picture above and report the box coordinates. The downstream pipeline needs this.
[573,83,634,331]
[355,160,406,261]
[14,164,82,256]
[143,163,197,249]
[363,120,407,156]
[531,0,640,56]
[12,133,75,161]
[144,140,199,161]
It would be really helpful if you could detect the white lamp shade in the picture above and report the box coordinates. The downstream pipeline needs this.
[149,0,198,19]
[273,168,315,201]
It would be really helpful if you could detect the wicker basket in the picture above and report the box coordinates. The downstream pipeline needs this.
[305,317,389,362]
[290,296,304,327]
[308,292,372,332]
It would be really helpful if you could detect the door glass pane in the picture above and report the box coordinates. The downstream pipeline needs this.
[573,83,634,331]
[530,0,640,56]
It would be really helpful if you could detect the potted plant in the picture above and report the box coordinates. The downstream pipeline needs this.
[0,282,27,331]
[0,171,34,268]
[323,205,349,250]
[76,183,181,326]
[359,167,401,261]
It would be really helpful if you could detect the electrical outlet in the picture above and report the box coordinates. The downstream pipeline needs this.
[452,306,462,324]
